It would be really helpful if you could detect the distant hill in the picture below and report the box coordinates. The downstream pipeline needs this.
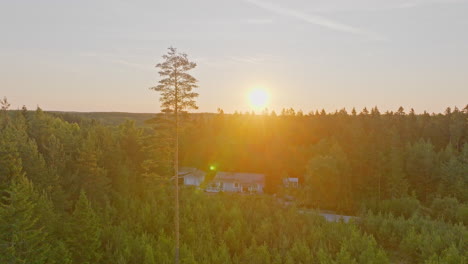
[48,111,156,126]
[47,111,217,127]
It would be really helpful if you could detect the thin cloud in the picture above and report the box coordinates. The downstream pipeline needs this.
[397,0,467,8]
[243,0,384,40]
[306,0,468,13]
[228,54,279,64]
[112,59,152,71]
[229,56,265,64]
[195,54,279,67]
[244,18,274,24]
[78,52,152,71]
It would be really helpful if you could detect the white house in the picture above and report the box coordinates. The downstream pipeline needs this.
[283,177,299,188]
[178,167,206,187]
[206,172,265,194]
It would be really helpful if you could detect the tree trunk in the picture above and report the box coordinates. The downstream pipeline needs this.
[174,76,180,264]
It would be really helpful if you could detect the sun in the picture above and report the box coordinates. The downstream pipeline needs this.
[248,88,269,110]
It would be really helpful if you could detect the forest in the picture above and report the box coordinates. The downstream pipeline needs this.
[0,100,467,263]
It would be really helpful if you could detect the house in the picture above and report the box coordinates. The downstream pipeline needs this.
[178,167,206,187]
[283,177,299,188]
[206,172,265,193]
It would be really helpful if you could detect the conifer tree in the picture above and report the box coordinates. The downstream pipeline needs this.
[143,244,156,264]
[0,96,11,127]
[0,132,23,189]
[150,47,199,264]
[67,191,101,264]
[75,136,110,205]
[405,139,437,201]
[386,147,408,198]
[0,175,50,264]
[336,245,357,264]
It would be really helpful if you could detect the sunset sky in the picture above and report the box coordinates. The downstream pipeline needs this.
[1,0,467,113]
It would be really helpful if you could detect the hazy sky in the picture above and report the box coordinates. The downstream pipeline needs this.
[1,0,467,113]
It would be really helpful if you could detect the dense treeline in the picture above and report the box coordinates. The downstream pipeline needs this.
[180,106,468,211]
[0,100,466,263]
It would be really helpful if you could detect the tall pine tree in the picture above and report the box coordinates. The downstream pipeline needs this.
[150,46,199,264]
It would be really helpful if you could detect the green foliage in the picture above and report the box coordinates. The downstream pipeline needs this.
[405,139,437,202]
[363,196,422,218]
[360,211,467,263]
[0,105,466,263]
[150,47,199,113]
[143,244,156,264]
[0,126,25,188]
[430,196,468,225]
[74,136,110,205]
[0,175,50,264]
[305,142,352,211]
[67,191,101,264]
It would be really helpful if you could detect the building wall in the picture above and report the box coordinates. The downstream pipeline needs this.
[184,176,204,186]
[257,184,264,193]
[219,182,264,193]
[221,182,239,192]
[254,184,264,193]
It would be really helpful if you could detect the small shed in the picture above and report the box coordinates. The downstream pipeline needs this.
[179,167,206,187]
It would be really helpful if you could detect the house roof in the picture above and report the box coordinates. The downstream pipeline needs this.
[214,172,265,185]
[179,167,206,178]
